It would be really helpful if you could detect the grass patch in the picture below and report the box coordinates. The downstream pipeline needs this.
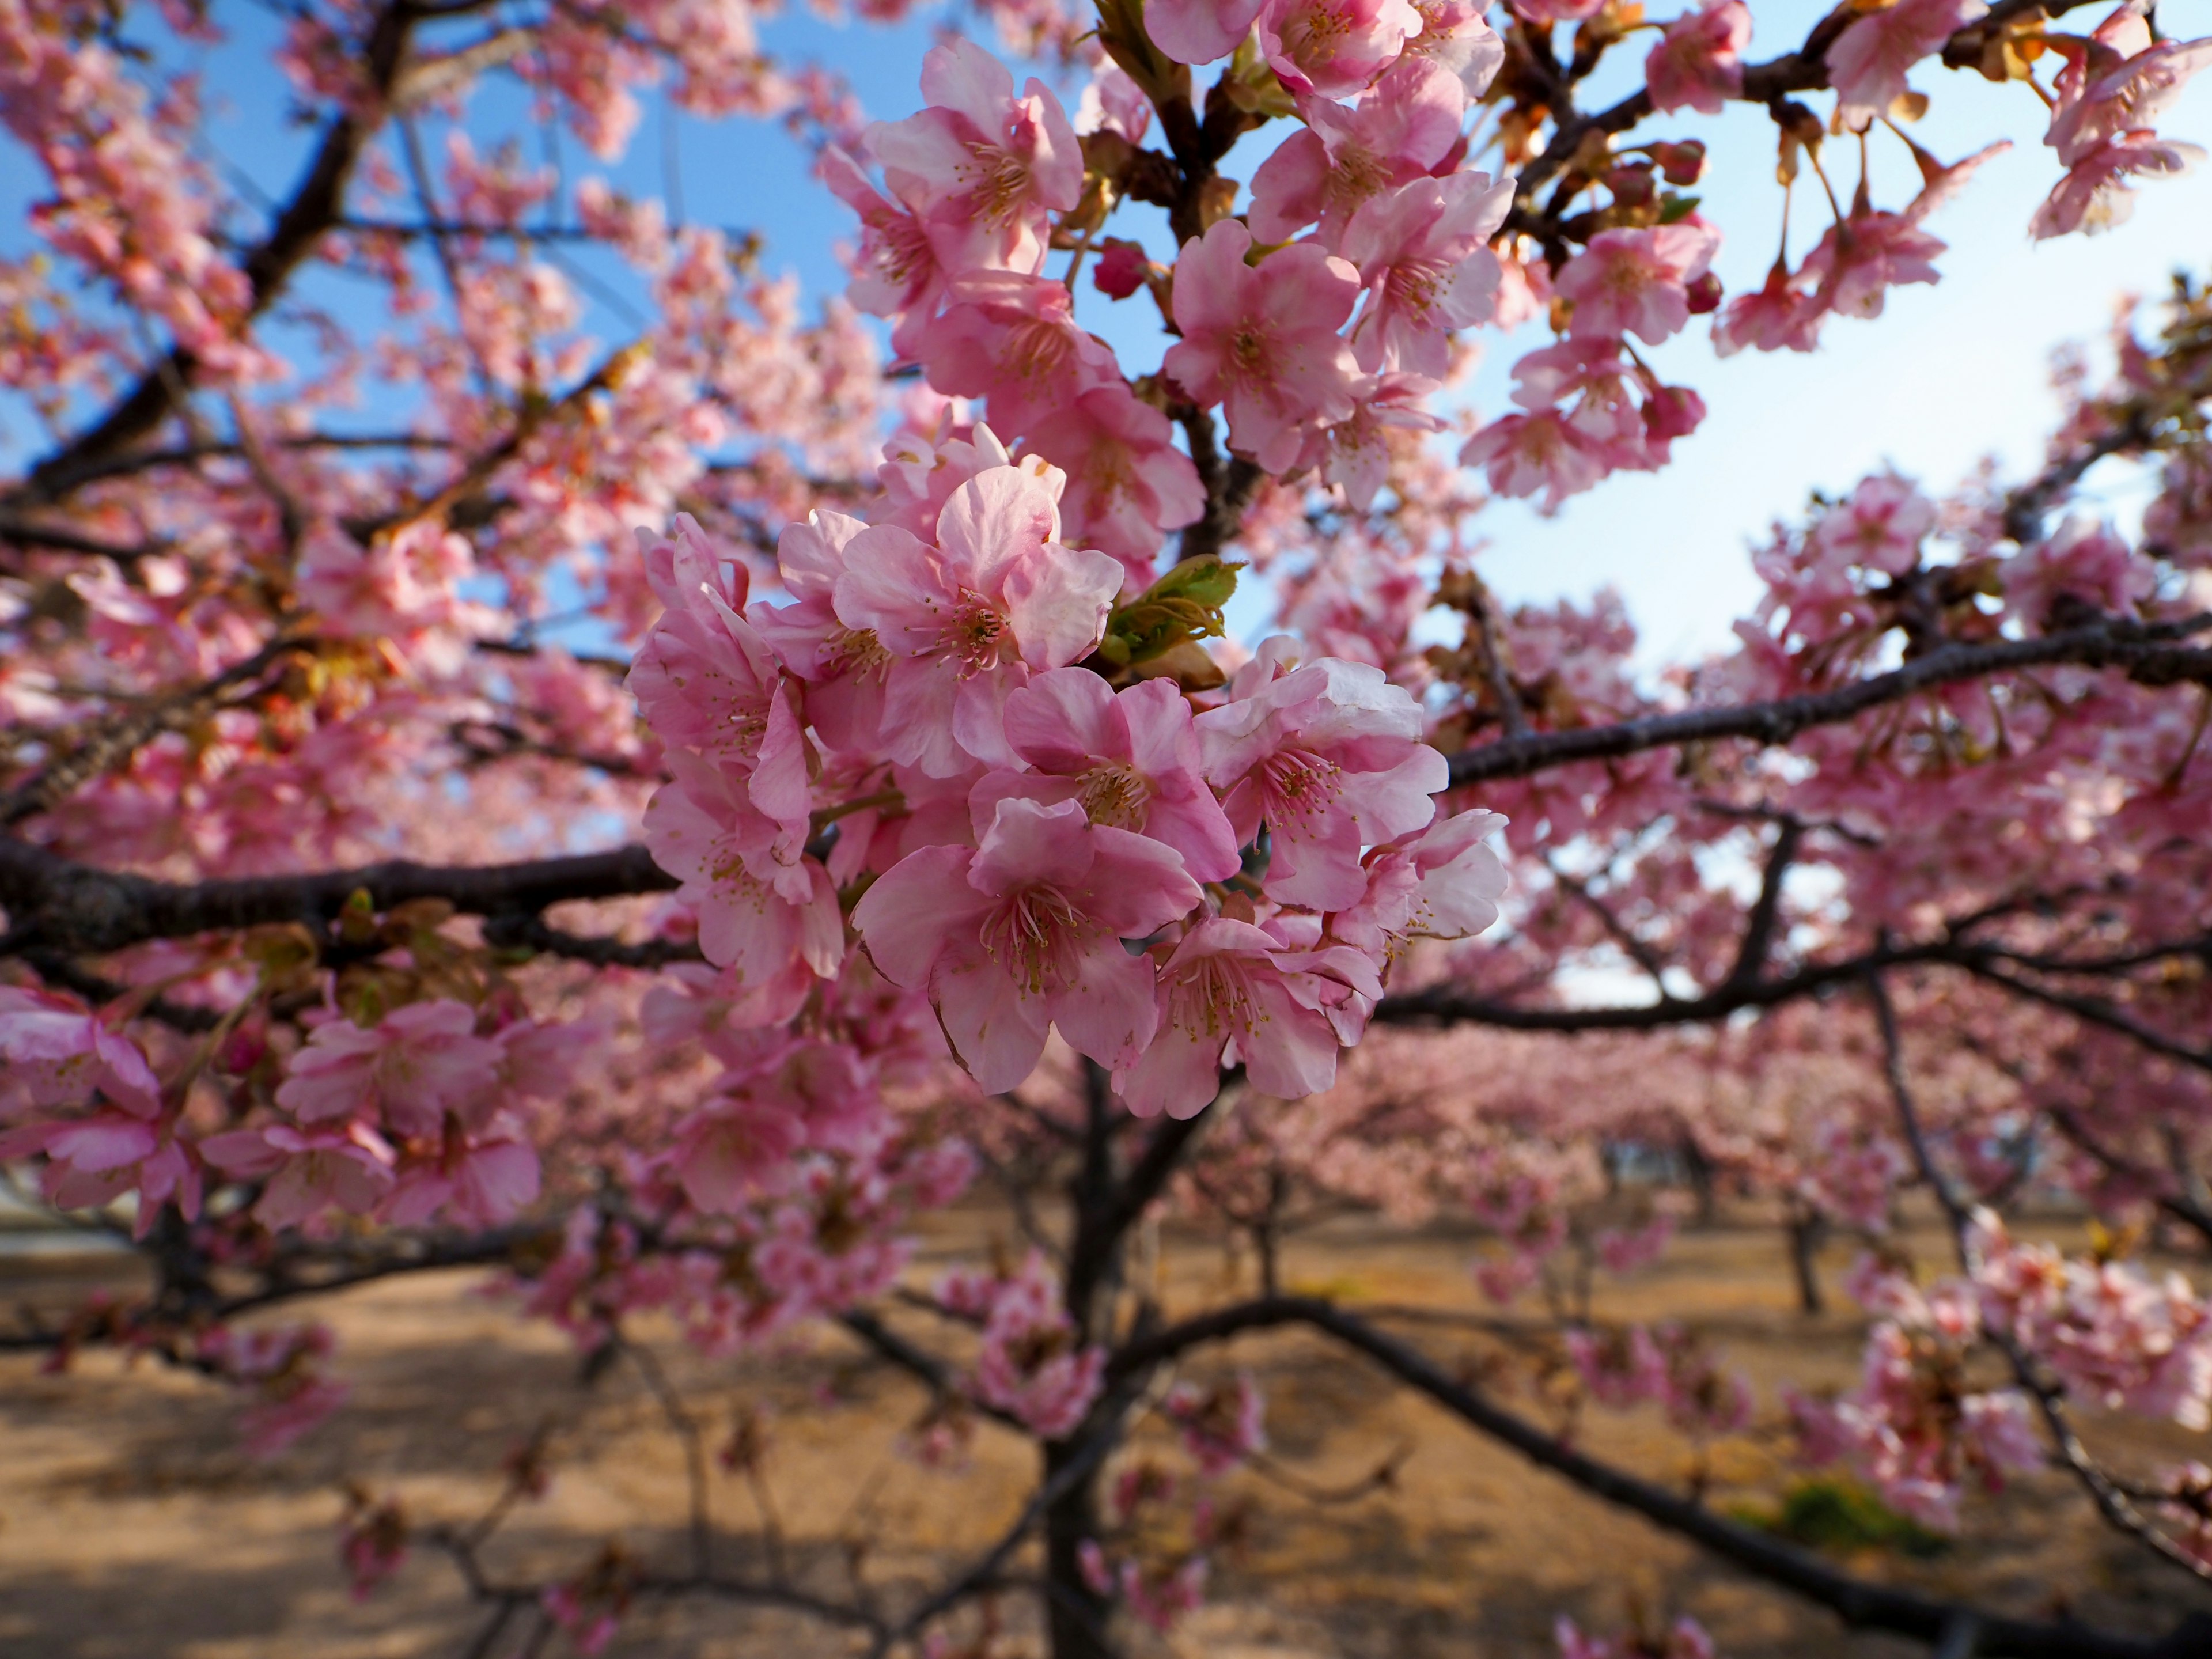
[1728,1476,1950,1559]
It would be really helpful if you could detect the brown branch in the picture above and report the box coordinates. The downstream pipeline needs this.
[9,1,427,506]
[0,836,676,956]
[1866,975,2212,1584]
[1445,615,2212,787]
[2,635,316,827]
[1108,1294,2209,1659]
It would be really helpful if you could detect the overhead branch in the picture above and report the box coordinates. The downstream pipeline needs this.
[1107,1294,2208,1659]
[0,836,675,956]
[1867,975,2212,1583]
[1446,616,2212,788]
[9,0,428,506]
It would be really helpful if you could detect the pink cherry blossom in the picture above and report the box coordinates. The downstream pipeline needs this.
[920,271,1125,440]
[1329,807,1508,961]
[853,797,1202,1091]
[641,748,846,982]
[629,528,810,849]
[1248,58,1469,249]
[867,39,1082,276]
[1826,0,1987,127]
[1712,259,1820,356]
[671,1096,808,1212]
[831,462,1125,775]
[1075,64,1153,145]
[381,1129,541,1228]
[1402,0,1504,97]
[1459,408,1609,513]
[0,986,160,1117]
[1116,917,1362,1116]
[967,1251,1107,1435]
[1646,0,1750,116]
[1554,221,1721,344]
[1194,641,1446,910]
[1343,169,1512,376]
[1257,0,1425,100]
[274,1001,502,1137]
[1022,384,1206,585]
[821,147,953,358]
[1164,219,1361,473]
[202,1121,399,1229]
[973,668,1242,881]
[1313,371,1445,512]
[1164,1373,1268,1472]
[2045,27,2212,168]
[1812,472,1934,578]
[2031,133,2205,240]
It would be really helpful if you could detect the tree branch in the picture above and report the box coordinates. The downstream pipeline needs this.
[1446,616,2212,788]
[1108,1294,2208,1659]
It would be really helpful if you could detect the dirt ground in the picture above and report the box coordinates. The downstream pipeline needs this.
[5,1205,2210,1659]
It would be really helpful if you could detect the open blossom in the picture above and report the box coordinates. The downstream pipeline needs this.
[1460,408,1608,512]
[1115,917,1376,1117]
[821,147,951,356]
[2045,19,2212,168]
[853,797,1202,1091]
[1249,58,1467,249]
[1329,808,1508,961]
[629,517,810,853]
[1194,638,1446,910]
[2031,133,2205,240]
[1972,1211,2212,1429]
[1555,221,1721,344]
[274,1000,502,1137]
[0,986,160,1117]
[642,748,847,982]
[671,1095,807,1213]
[748,507,889,756]
[1402,0,1504,96]
[1343,169,1513,377]
[968,1251,1106,1435]
[1257,0,1425,100]
[1713,259,1820,356]
[1022,385,1206,586]
[296,517,495,667]
[920,270,1124,439]
[1164,1374,1268,1472]
[1646,0,1749,115]
[973,668,1242,882]
[1313,371,1444,512]
[202,1121,399,1229]
[1826,0,1986,126]
[832,461,1124,775]
[1164,219,1361,473]
[866,39,1081,276]
[1812,472,1934,577]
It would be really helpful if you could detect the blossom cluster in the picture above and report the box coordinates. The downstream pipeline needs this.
[631,438,1508,1119]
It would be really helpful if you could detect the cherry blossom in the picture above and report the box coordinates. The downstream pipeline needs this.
[1164,219,1362,472]
[854,797,1203,1090]
[1645,0,1749,117]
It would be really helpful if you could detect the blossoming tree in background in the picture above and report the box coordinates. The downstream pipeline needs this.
[5,0,2212,1653]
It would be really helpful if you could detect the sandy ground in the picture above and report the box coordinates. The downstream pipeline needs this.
[5,1205,2210,1659]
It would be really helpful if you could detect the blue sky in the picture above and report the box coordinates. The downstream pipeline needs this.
[6,1,2210,665]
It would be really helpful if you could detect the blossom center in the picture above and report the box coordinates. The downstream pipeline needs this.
[979,884,1090,995]
[942,589,1013,676]
[1166,952,1263,1042]
[1257,748,1343,829]
[964,140,1035,227]
[1077,761,1150,829]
